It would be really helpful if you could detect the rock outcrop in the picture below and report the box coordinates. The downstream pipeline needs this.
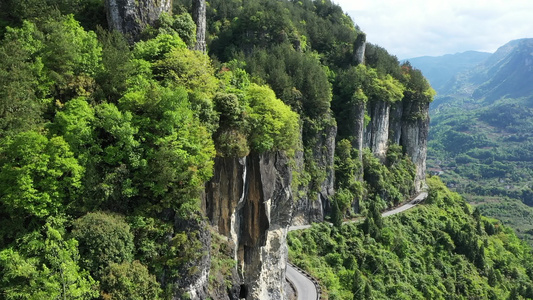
[364,100,390,162]
[204,152,293,300]
[105,0,172,41]
[170,217,211,300]
[351,101,366,161]
[291,122,336,225]
[192,0,207,52]
[354,33,366,65]
[400,101,429,192]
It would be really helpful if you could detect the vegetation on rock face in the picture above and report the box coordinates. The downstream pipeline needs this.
[289,177,533,299]
[428,92,533,245]
[409,39,533,246]
[0,1,301,297]
[7,0,526,299]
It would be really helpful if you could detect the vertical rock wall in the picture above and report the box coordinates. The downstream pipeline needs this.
[192,0,207,52]
[354,33,366,65]
[204,152,293,300]
[351,101,366,161]
[389,101,403,145]
[364,100,390,162]
[105,0,172,41]
[291,123,336,225]
[400,101,430,192]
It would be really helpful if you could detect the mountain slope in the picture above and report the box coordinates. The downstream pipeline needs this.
[288,177,533,299]
[424,39,533,245]
[405,51,491,94]
[440,38,533,103]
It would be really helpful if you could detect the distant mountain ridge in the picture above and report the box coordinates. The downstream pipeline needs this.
[404,51,491,94]
[408,38,533,106]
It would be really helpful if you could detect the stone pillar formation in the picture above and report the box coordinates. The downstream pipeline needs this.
[192,0,207,52]
[105,0,172,42]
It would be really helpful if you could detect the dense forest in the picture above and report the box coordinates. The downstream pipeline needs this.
[289,177,533,299]
[423,39,533,246]
[1,0,531,299]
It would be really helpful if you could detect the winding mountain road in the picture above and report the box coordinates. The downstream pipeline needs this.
[286,192,428,300]
[286,262,318,300]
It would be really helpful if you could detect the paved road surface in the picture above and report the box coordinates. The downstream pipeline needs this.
[286,263,318,300]
[382,192,427,217]
[286,191,428,299]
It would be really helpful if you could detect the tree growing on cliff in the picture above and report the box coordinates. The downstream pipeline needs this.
[0,219,98,300]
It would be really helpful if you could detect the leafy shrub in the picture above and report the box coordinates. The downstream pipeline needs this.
[72,212,134,278]
[101,260,162,300]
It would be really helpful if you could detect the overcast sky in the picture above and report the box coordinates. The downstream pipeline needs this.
[333,0,533,59]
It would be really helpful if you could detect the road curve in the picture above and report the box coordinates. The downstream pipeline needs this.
[286,191,428,299]
[382,191,427,217]
[286,263,318,300]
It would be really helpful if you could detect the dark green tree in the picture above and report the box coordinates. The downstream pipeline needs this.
[71,212,135,279]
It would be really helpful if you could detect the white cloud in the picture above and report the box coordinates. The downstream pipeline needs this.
[333,0,533,59]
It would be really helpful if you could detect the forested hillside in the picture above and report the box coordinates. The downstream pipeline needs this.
[2,0,530,299]
[419,39,533,245]
[289,177,533,299]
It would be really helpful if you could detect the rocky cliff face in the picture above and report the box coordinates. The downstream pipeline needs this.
[204,152,293,300]
[291,122,336,225]
[354,33,366,65]
[105,0,172,41]
[172,218,211,300]
[364,100,390,162]
[192,0,207,52]
[400,101,429,192]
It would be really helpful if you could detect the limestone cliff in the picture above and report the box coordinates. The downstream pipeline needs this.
[291,122,336,226]
[354,33,366,65]
[172,218,211,300]
[364,100,390,162]
[204,152,293,300]
[105,0,172,41]
[400,101,429,192]
[192,0,207,52]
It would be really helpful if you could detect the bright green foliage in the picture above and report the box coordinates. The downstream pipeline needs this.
[72,212,135,278]
[0,14,102,107]
[133,33,187,62]
[41,14,101,76]
[213,69,300,157]
[289,178,533,299]
[0,219,98,300]
[39,14,102,100]
[0,132,82,223]
[96,28,137,103]
[246,84,299,154]
[134,32,219,131]
[213,91,249,157]
[119,84,215,214]
[246,44,332,119]
[100,260,162,300]
[0,22,47,136]
[362,147,416,207]
[153,45,219,129]
[155,12,197,47]
[52,97,96,163]
[333,139,364,218]
[154,46,217,96]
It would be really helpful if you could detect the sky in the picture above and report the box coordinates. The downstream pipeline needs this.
[333,0,533,59]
